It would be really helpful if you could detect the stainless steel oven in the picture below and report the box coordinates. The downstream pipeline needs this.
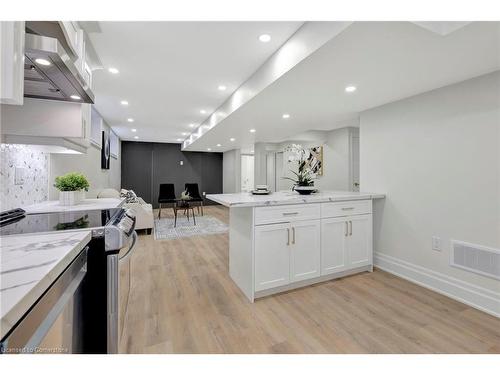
[0,248,88,354]
[0,207,138,354]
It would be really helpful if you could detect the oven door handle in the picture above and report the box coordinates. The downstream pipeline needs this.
[119,231,137,262]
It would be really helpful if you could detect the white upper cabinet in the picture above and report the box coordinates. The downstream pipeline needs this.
[1,99,90,144]
[59,22,80,58]
[110,130,119,158]
[65,103,91,148]
[1,21,25,105]
[90,107,103,148]
[58,22,92,88]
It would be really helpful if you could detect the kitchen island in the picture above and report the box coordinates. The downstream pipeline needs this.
[207,191,385,302]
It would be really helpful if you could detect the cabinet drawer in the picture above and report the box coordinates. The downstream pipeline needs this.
[255,204,320,225]
[321,200,372,218]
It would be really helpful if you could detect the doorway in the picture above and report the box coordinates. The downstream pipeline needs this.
[350,132,360,192]
[241,154,254,192]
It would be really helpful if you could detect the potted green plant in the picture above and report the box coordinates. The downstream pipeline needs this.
[54,172,90,206]
[282,144,316,195]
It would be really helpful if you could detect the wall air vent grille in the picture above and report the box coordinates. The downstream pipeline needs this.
[451,240,500,280]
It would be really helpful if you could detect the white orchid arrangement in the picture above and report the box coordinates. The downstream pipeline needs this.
[283,144,316,187]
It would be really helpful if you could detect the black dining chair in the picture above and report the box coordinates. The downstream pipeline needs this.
[185,183,204,216]
[158,183,176,219]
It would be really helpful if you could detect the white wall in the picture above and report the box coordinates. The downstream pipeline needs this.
[0,144,49,210]
[49,123,121,199]
[222,149,241,193]
[360,71,500,296]
[317,127,356,191]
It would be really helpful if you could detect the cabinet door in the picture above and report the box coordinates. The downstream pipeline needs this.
[90,107,103,147]
[59,22,80,57]
[1,21,24,105]
[66,103,91,147]
[290,220,321,282]
[254,223,290,291]
[321,217,348,275]
[347,214,372,268]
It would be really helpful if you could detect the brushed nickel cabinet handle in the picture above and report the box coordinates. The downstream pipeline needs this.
[342,207,355,211]
[349,221,353,236]
[287,228,290,246]
[345,221,348,237]
[292,227,296,244]
[282,212,299,216]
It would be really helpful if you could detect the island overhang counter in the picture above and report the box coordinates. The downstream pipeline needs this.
[207,191,385,302]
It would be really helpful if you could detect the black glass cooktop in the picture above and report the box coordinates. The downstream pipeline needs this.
[0,208,123,236]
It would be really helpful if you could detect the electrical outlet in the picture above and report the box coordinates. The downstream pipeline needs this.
[179,160,184,166]
[432,236,441,251]
[14,167,26,185]
[202,191,206,196]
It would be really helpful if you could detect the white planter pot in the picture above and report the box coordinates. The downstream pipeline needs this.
[59,190,85,206]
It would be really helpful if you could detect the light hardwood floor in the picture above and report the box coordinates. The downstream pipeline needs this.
[119,205,500,354]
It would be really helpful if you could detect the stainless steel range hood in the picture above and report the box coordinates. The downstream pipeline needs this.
[24,33,95,103]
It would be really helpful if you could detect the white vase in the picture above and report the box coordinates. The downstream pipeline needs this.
[59,190,85,206]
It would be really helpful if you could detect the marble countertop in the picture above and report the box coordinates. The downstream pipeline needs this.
[207,190,385,208]
[0,231,91,339]
[22,198,125,214]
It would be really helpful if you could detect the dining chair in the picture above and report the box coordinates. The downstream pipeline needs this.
[184,183,204,216]
[158,183,176,219]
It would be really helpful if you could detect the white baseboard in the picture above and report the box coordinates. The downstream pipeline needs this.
[374,252,500,318]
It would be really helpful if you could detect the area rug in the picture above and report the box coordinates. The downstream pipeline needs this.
[154,215,229,240]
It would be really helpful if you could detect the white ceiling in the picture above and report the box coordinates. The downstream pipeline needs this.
[185,21,500,152]
[85,22,303,142]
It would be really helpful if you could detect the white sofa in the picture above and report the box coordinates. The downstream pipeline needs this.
[97,188,154,234]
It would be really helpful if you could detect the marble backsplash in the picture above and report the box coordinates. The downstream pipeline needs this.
[0,144,49,211]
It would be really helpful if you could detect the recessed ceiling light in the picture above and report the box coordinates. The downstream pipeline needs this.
[282,113,290,119]
[259,34,271,43]
[108,67,119,74]
[189,123,196,128]
[120,100,129,106]
[207,148,211,151]
[181,132,188,136]
[134,136,139,139]
[35,58,51,66]
[230,138,235,142]
[250,129,256,133]
[218,85,227,91]
[200,109,207,114]
[131,128,137,132]
[216,144,221,147]
[345,85,357,93]
[127,118,134,123]
[70,95,81,100]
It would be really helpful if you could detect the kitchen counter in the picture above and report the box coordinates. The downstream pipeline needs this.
[207,190,385,208]
[206,190,385,302]
[0,231,91,339]
[22,198,125,214]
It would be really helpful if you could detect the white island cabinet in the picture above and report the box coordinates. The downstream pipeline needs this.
[207,191,384,302]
